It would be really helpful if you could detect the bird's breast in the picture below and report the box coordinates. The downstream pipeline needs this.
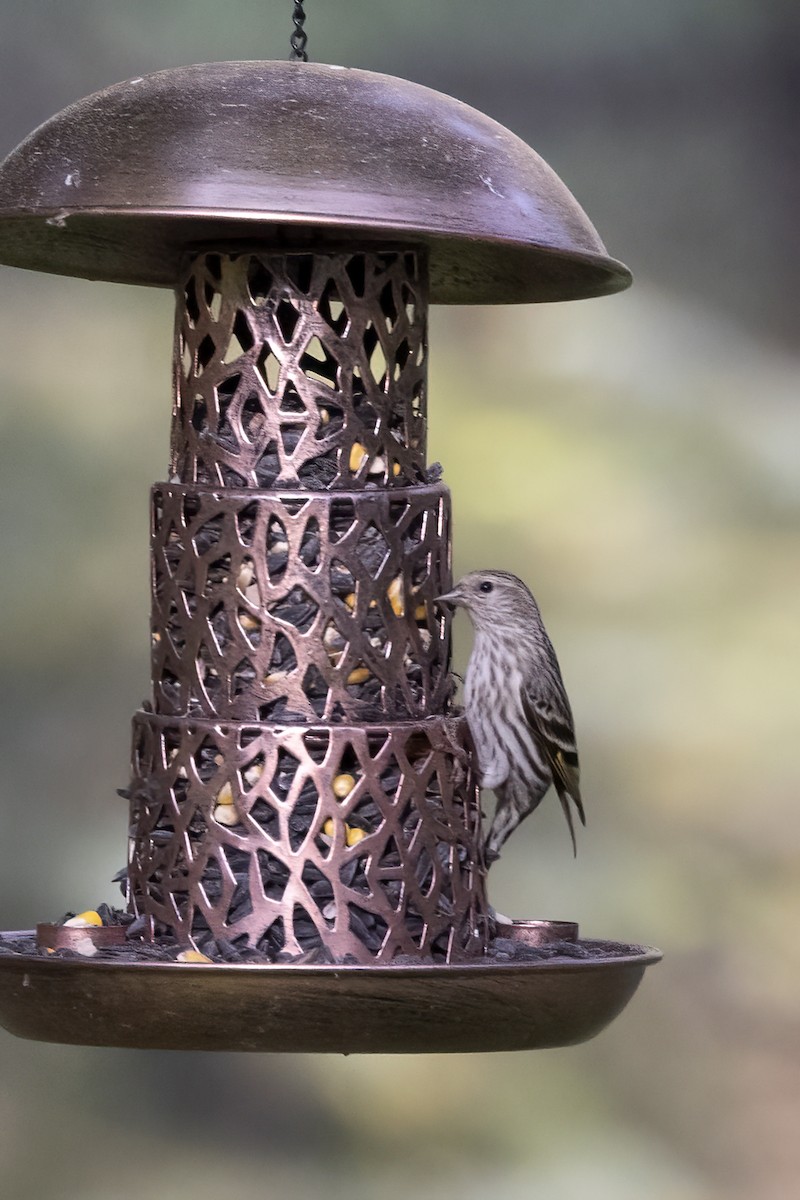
[464,648,527,789]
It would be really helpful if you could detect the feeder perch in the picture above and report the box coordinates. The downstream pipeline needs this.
[0,60,659,1052]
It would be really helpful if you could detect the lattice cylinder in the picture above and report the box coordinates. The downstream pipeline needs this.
[127,246,490,962]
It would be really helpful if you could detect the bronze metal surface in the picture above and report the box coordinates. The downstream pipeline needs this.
[0,61,631,302]
[156,249,446,722]
[127,245,490,963]
[128,716,488,962]
[504,919,579,946]
[150,485,452,721]
[172,249,428,488]
[0,941,662,1053]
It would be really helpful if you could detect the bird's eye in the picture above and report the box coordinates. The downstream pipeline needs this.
[479,581,493,594]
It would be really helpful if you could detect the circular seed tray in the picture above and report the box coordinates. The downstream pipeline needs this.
[0,936,660,1053]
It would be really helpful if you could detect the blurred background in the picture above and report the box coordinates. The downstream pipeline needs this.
[0,3,797,1198]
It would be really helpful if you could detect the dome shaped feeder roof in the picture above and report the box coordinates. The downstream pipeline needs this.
[0,61,630,303]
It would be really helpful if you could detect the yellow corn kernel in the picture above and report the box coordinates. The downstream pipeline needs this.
[347,667,370,685]
[213,804,240,826]
[344,592,357,611]
[64,910,103,928]
[237,559,255,589]
[216,781,234,805]
[333,773,355,798]
[346,825,366,847]
[264,671,289,685]
[349,442,368,472]
[177,950,213,964]
[323,818,335,837]
[414,603,427,621]
[392,461,401,477]
[387,576,404,617]
[243,762,263,786]
[239,611,260,632]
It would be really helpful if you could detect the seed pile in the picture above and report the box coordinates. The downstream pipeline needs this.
[0,927,645,968]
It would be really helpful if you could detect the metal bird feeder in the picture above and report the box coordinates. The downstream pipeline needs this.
[0,51,659,1052]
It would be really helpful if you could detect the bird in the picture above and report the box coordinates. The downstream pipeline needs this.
[436,570,584,862]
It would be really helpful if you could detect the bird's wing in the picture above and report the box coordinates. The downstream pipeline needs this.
[520,686,585,854]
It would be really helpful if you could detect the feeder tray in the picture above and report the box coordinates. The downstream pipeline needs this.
[0,60,658,1053]
[0,931,659,1054]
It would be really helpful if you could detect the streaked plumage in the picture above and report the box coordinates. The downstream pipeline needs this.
[436,570,584,861]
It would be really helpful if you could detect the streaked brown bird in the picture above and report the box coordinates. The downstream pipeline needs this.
[436,570,585,861]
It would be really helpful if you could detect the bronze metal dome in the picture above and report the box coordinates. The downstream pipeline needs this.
[0,60,630,302]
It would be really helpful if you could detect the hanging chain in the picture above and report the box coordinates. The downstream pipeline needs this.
[289,1,309,62]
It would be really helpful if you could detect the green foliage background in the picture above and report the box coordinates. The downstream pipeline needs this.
[0,4,797,1199]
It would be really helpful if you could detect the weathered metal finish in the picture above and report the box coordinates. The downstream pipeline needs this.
[128,716,487,961]
[128,245,490,963]
[503,919,579,946]
[156,248,444,723]
[172,249,428,488]
[0,61,631,302]
[150,485,452,722]
[0,942,662,1053]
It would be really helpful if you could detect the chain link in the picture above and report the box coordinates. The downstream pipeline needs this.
[289,1,309,62]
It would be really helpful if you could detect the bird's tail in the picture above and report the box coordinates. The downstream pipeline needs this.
[549,746,585,858]
[557,785,586,858]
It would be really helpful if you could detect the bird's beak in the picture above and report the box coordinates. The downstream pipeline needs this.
[434,587,463,609]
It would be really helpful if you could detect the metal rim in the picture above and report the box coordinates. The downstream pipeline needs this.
[0,938,662,974]
[0,211,631,301]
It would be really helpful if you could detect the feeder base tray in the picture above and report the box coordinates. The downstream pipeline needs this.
[0,935,660,1053]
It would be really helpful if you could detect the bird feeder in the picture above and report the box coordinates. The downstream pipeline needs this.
[0,57,659,1053]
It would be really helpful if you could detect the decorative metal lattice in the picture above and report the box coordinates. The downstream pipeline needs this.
[171,250,427,489]
[151,483,454,722]
[127,245,489,963]
[128,715,487,961]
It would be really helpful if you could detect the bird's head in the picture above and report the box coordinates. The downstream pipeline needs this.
[436,570,540,633]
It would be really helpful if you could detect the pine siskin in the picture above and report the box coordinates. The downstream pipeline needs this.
[436,570,585,862]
